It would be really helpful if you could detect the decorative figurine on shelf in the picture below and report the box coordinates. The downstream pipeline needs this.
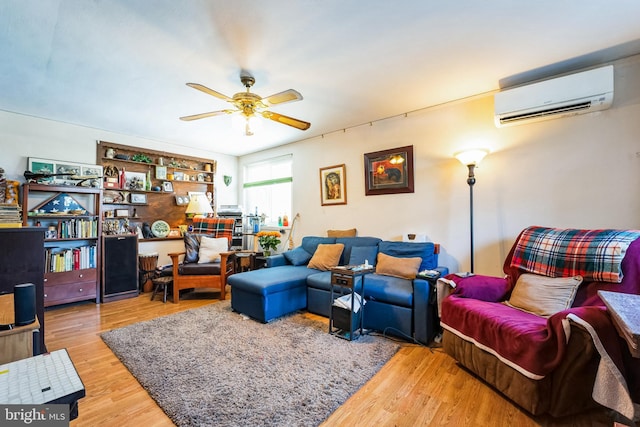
[142,222,153,239]
[256,230,282,257]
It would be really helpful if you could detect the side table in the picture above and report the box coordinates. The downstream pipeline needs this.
[598,290,640,357]
[0,294,41,364]
[329,266,374,341]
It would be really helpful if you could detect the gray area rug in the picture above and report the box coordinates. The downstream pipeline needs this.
[101,301,399,426]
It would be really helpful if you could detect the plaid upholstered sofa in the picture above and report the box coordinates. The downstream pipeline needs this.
[228,236,449,344]
[440,226,640,418]
[167,217,235,303]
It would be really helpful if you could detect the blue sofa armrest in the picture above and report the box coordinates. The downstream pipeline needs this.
[266,254,287,268]
[413,278,438,344]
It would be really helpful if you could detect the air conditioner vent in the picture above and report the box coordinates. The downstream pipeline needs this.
[494,66,613,127]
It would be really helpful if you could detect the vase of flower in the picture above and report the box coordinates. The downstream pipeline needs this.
[256,230,281,256]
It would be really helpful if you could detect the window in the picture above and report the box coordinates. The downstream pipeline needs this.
[243,155,292,225]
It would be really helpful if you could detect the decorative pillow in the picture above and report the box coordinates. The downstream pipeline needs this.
[327,228,357,238]
[378,241,436,272]
[183,232,202,263]
[197,236,229,264]
[307,243,344,271]
[282,247,312,266]
[375,252,421,279]
[506,273,583,317]
[349,246,379,266]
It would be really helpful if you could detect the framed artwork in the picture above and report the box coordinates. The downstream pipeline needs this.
[364,145,414,196]
[319,164,347,206]
[27,157,103,187]
[155,165,167,180]
[27,158,55,183]
[163,181,174,192]
[124,171,146,190]
[130,193,147,204]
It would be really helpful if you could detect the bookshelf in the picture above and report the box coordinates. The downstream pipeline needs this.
[21,184,102,307]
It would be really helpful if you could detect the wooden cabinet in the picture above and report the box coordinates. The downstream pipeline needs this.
[97,141,216,232]
[21,184,102,307]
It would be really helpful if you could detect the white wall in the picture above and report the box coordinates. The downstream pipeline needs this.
[0,111,238,206]
[4,55,639,277]
[239,55,640,276]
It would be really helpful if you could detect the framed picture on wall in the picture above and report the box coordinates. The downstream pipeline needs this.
[162,181,173,192]
[319,164,347,206]
[130,193,147,204]
[364,145,414,196]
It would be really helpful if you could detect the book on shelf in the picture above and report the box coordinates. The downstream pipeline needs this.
[45,245,97,273]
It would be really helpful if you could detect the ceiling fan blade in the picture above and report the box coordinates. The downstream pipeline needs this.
[261,111,310,130]
[186,83,234,102]
[262,89,303,106]
[180,110,235,121]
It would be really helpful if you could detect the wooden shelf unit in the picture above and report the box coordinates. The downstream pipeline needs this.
[21,183,102,307]
[97,141,216,231]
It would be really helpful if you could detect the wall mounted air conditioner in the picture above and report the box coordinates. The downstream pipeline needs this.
[494,65,614,127]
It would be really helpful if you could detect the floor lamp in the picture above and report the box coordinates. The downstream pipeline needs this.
[455,149,488,273]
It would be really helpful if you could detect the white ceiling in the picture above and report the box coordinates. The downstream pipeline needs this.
[2,1,640,157]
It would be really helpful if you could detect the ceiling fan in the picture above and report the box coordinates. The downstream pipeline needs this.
[180,74,311,136]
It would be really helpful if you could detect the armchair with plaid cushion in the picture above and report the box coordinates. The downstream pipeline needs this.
[168,217,236,303]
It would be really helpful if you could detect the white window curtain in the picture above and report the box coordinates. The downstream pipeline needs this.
[243,155,292,225]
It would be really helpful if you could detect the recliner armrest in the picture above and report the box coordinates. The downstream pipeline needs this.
[444,274,512,302]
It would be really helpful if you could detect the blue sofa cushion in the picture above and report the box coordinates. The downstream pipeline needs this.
[282,247,312,266]
[336,237,381,265]
[349,246,379,266]
[228,265,319,296]
[364,274,413,308]
[300,236,336,256]
[378,241,437,271]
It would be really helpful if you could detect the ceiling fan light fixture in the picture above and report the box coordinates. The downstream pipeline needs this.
[181,73,310,132]
[232,113,261,136]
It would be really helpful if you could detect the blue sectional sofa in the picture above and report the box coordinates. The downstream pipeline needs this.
[228,236,449,344]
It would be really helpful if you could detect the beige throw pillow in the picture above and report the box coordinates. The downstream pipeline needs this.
[375,252,422,279]
[197,236,229,263]
[327,228,357,238]
[506,273,583,317]
[307,243,344,270]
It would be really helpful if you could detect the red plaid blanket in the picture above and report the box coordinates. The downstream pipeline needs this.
[510,226,640,283]
[192,217,235,246]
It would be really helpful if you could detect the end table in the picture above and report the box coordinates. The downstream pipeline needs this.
[329,266,374,341]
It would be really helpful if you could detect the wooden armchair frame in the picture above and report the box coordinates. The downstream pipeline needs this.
[167,218,236,303]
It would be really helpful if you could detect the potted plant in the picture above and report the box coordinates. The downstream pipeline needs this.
[256,230,282,256]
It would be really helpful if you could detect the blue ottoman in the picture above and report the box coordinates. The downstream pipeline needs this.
[228,266,318,322]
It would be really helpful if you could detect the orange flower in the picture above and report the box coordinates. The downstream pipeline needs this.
[256,230,282,252]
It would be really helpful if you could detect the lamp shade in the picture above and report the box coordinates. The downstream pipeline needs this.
[455,149,489,166]
[185,195,213,216]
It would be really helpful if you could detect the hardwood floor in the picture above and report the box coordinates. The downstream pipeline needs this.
[45,292,618,426]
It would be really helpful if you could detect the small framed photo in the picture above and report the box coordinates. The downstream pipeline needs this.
[163,181,174,192]
[319,164,347,206]
[155,165,167,180]
[115,209,129,217]
[173,171,184,181]
[130,193,147,204]
[364,145,414,196]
